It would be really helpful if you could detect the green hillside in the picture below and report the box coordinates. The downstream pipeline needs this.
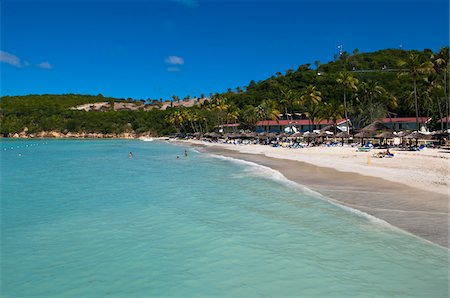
[1,47,448,136]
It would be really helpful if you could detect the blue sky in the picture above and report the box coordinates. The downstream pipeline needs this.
[1,0,448,100]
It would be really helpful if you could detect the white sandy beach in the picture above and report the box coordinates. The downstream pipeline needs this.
[180,140,449,196]
[174,139,449,247]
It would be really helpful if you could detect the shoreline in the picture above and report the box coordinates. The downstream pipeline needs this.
[178,140,449,249]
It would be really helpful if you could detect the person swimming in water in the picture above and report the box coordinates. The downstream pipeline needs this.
[184,149,188,157]
[176,155,180,159]
[129,152,133,158]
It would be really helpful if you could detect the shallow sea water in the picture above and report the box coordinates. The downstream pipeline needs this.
[1,139,448,297]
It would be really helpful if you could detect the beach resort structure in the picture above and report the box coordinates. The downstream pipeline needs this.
[255,119,351,133]
[379,117,432,131]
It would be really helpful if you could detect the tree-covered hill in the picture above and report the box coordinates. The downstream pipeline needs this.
[1,47,448,136]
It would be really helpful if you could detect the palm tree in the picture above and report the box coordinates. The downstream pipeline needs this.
[242,105,258,128]
[278,87,300,119]
[321,100,345,134]
[432,47,449,130]
[398,53,434,131]
[300,85,322,130]
[257,100,281,122]
[211,96,229,130]
[166,109,187,133]
[227,110,240,131]
[336,72,358,133]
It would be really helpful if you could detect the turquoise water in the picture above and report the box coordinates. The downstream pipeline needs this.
[1,139,448,297]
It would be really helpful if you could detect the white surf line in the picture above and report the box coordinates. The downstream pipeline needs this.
[206,152,449,251]
[332,200,448,216]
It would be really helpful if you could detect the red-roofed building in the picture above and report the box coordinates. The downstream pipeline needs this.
[377,117,432,131]
[256,119,351,133]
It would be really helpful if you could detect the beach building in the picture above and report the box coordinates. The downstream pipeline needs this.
[256,119,351,133]
[437,117,450,129]
[219,123,240,133]
[377,117,432,131]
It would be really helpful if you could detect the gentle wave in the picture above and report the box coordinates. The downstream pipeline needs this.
[208,152,448,249]
[207,153,421,234]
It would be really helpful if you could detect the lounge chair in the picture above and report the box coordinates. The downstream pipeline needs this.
[357,147,371,152]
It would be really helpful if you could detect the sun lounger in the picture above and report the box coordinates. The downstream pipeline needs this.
[357,147,371,152]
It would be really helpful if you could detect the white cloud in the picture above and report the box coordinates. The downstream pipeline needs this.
[173,0,199,7]
[37,61,52,69]
[0,51,23,67]
[167,66,181,72]
[165,55,184,65]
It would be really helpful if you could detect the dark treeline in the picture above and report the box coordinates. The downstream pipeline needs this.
[1,47,449,136]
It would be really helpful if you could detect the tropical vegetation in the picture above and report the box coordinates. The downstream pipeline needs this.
[1,47,448,136]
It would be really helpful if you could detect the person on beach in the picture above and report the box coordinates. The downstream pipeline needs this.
[129,152,133,158]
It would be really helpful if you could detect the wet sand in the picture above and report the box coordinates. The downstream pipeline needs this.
[193,144,449,248]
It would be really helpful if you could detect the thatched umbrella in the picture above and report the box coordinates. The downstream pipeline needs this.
[396,131,410,138]
[291,132,303,138]
[320,125,335,132]
[360,121,391,132]
[303,131,318,138]
[376,131,395,139]
[335,131,350,138]
[193,132,203,139]
[208,132,221,138]
[318,131,333,137]
[279,132,290,138]
[303,131,318,145]
[431,131,449,140]
[404,132,432,140]
[335,131,350,145]
[375,131,395,145]
[354,130,376,138]
[405,131,432,146]
[267,132,278,139]
[246,132,258,138]
[258,132,268,138]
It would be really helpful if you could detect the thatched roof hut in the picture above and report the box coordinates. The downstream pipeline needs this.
[335,131,350,138]
[258,132,268,137]
[376,131,395,139]
[303,131,318,138]
[320,125,336,132]
[208,132,222,138]
[317,131,333,137]
[360,121,391,132]
[404,132,432,140]
[354,130,376,138]
[396,131,411,138]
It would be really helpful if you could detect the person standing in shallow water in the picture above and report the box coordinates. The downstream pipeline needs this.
[129,152,133,158]
[184,149,188,157]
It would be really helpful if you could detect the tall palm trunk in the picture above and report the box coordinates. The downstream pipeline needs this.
[413,77,419,131]
[445,70,449,131]
[435,79,444,131]
[343,91,350,133]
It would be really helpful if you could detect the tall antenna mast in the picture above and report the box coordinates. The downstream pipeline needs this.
[337,44,343,56]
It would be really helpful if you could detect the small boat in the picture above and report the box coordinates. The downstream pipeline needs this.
[139,137,154,142]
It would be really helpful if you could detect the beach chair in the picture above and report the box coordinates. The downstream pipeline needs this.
[357,147,371,152]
